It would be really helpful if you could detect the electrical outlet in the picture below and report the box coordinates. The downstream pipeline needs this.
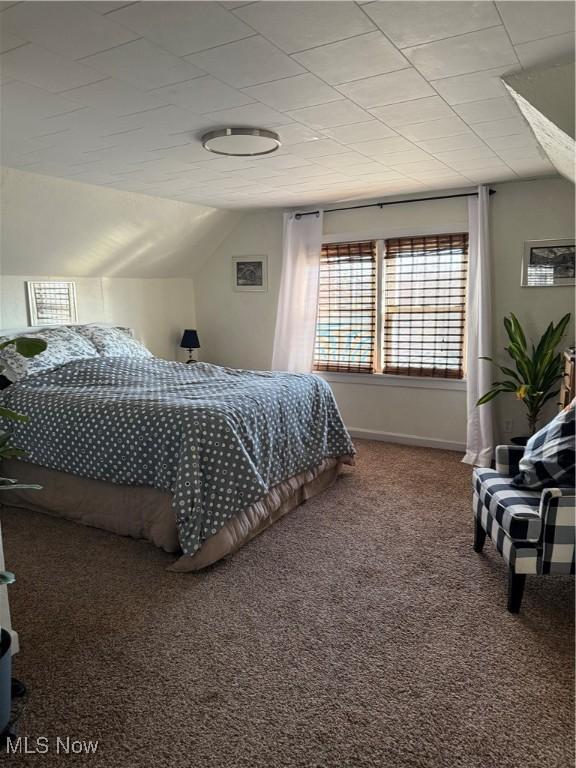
[503,419,513,435]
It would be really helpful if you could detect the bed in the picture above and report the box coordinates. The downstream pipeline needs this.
[0,326,354,571]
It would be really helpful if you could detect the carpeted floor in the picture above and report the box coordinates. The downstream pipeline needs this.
[1,440,573,768]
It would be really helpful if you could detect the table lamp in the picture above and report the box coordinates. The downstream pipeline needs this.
[180,329,200,363]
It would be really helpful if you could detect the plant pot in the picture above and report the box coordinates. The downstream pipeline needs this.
[511,435,529,447]
[0,629,11,736]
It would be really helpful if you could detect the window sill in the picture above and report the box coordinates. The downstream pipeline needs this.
[318,371,467,391]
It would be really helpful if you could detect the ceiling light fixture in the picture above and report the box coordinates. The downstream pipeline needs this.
[201,127,281,157]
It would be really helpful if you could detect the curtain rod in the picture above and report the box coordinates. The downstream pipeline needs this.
[294,189,496,219]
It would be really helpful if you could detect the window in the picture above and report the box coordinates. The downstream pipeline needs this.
[313,233,468,380]
[26,281,78,326]
[314,241,377,373]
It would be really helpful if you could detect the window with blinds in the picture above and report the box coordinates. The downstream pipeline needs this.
[382,233,468,379]
[313,233,468,379]
[313,240,377,374]
[26,281,78,326]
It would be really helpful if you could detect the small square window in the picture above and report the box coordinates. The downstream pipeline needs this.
[26,281,78,326]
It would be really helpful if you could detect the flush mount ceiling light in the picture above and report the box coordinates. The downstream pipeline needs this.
[201,127,281,157]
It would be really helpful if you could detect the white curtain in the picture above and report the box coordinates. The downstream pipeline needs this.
[463,185,494,467]
[272,210,323,373]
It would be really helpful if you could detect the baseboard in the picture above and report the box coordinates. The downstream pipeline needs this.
[347,428,465,452]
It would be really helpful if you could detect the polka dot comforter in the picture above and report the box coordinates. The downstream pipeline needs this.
[0,357,355,555]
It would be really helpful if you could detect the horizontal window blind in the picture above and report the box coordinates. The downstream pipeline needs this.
[382,233,468,379]
[314,240,376,374]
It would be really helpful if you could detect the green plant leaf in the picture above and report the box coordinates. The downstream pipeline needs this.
[0,406,28,423]
[0,337,47,357]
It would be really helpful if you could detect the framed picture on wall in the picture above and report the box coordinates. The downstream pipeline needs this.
[521,239,575,287]
[232,256,268,292]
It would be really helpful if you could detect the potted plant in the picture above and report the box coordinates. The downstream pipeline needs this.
[0,335,46,739]
[477,312,572,442]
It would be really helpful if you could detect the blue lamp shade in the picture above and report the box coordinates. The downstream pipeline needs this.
[180,329,200,350]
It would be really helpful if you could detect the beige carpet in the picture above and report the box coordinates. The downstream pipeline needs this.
[1,440,573,768]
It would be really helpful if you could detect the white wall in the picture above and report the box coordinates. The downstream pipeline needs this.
[0,168,241,278]
[0,275,195,360]
[0,168,231,357]
[195,210,284,370]
[194,178,575,448]
[491,177,575,438]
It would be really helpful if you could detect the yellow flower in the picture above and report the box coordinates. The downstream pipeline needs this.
[516,385,528,400]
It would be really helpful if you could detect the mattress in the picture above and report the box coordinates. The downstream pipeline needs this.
[1,457,350,571]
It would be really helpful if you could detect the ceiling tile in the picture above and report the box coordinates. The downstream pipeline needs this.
[314,151,383,169]
[151,76,253,114]
[243,74,343,111]
[443,156,508,172]
[321,120,397,144]
[504,157,556,175]
[0,24,25,54]
[364,1,500,48]
[275,123,325,145]
[403,27,518,80]
[81,39,205,92]
[293,31,408,85]
[205,103,294,128]
[370,96,455,127]
[287,100,371,130]
[60,78,169,117]
[483,133,539,150]
[186,36,304,89]
[338,68,434,108]
[288,139,350,158]
[496,1,575,44]
[434,145,498,163]
[250,153,316,170]
[414,132,487,153]
[472,116,530,138]
[0,80,83,121]
[495,145,547,162]
[234,1,375,54]
[82,2,137,13]
[0,42,106,93]
[109,2,254,56]
[430,66,512,106]
[387,157,449,172]
[453,96,520,124]
[395,116,470,142]
[1,2,138,59]
[514,33,576,69]
[349,135,417,157]
[463,168,517,182]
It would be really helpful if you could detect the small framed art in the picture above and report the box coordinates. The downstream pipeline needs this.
[521,239,575,287]
[232,256,268,292]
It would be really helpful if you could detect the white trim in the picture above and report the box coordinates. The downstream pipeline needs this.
[319,371,466,391]
[348,427,465,452]
[322,223,468,245]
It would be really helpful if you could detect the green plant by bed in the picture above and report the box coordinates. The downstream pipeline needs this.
[0,336,47,491]
[477,312,572,435]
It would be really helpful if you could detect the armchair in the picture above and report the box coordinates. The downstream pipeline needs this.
[472,445,575,613]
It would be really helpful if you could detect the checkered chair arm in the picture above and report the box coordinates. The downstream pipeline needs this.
[540,487,576,574]
[495,445,525,476]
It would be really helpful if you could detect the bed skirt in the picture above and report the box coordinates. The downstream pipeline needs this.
[0,458,353,571]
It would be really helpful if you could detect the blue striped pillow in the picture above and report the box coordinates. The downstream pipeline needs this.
[513,403,575,489]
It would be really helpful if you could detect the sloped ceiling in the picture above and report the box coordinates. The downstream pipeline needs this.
[1,1,572,209]
[502,61,575,181]
[0,167,243,277]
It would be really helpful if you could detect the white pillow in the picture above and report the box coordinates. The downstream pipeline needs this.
[0,327,99,381]
[73,325,152,359]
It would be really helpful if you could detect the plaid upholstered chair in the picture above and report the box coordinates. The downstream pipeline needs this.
[473,445,575,613]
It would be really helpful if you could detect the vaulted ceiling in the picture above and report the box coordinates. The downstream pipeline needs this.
[1,1,573,209]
